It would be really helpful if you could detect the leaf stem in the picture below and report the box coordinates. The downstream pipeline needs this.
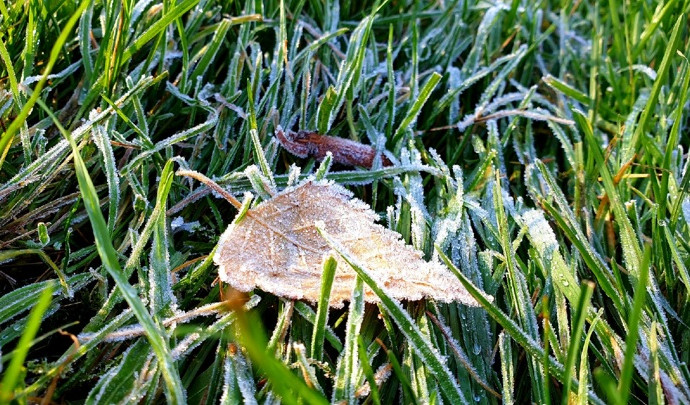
[177,169,243,209]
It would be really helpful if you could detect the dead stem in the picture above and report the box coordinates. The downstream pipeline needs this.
[176,169,243,210]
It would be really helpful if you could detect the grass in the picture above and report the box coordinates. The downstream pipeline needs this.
[1,0,690,403]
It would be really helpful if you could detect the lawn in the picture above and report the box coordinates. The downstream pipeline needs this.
[1,0,689,403]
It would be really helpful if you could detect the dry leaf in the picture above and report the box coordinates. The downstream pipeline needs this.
[211,178,480,308]
[275,127,393,168]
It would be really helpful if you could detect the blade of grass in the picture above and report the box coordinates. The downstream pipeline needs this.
[149,160,177,316]
[324,14,375,132]
[632,0,681,58]
[266,299,294,353]
[499,331,515,405]
[561,281,594,405]
[385,345,418,405]
[393,72,442,145]
[0,249,71,297]
[663,54,690,227]
[294,301,344,352]
[574,109,642,277]
[120,0,201,65]
[186,19,232,90]
[0,283,53,403]
[494,170,546,404]
[617,246,651,405]
[0,273,90,326]
[534,160,625,312]
[294,343,325,394]
[648,322,663,405]
[357,336,381,405]
[578,310,603,405]
[628,15,683,158]
[91,124,120,235]
[311,255,337,360]
[332,275,364,403]
[85,339,153,403]
[0,32,21,111]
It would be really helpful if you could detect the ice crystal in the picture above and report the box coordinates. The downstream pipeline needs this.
[287,164,302,187]
[170,216,201,233]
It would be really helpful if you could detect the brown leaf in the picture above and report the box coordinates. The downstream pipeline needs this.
[275,127,393,168]
[213,179,480,308]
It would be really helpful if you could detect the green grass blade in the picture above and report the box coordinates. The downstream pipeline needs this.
[317,86,338,134]
[648,322,664,405]
[561,281,594,404]
[91,125,120,235]
[120,0,201,64]
[574,109,642,277]
[266,299,294,353]
[0,30,20,110]
[617,247,651,405]
[294,301,343,352]
[332,275,364,404]
[357,336,381,405]
[85,339,153,404]
[494,171,545,404]
[149,160,177,316]
[0,249,71,297]
[186,19,232,89]
[393,72,442,144]
[578,310,603,405]
[248,129,276,190]
[628,15,683,157]
[385,345,418,404]
[311,255,337,360]
[220,345,253,404]
[632,0,681,59]
[499,331,514,405]
[533,160,625,312]
[0,283,53,403]
[325,15,374,132]
[0,273,90,326]
[663,54,690,227]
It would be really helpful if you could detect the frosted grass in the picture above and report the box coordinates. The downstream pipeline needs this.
[318,225,470,404]
[91,125,120,234]
[4,1,689,403]
[0,75,161,201]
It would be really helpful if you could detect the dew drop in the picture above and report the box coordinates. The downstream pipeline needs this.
[472,343,481,355]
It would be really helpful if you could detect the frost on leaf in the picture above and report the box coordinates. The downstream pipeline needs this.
[214,180,480,308]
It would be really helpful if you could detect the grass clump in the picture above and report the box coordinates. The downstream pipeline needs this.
[1,0,690,404]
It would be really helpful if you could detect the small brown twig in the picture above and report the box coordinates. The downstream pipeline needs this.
[176,170,243,210]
